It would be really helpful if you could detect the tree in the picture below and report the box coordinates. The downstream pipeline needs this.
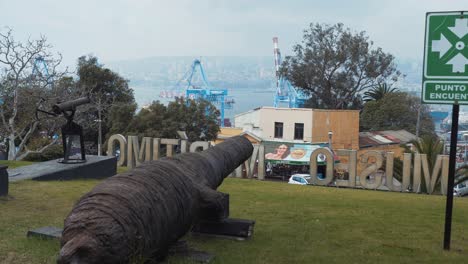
[166,97,219,141]
[76,55,135,154]
[0,28,65,160]
[410,136,445,193]
[363,83,399,102]
[412,135,444,173]
[126,98,220,142]
[360,92,435,137]
[282,23,400,109]
[106,102,137,137]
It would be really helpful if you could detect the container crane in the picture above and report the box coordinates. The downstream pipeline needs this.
[272,37,308,108]
[32,56,50,79]
[31,56,53,88]
[164,59,234,127]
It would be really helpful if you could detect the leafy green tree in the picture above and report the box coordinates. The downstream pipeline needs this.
[126,98,219,142]
[126,101,167,138]
[389,136,443,193]
[166,98,219,141]
[76,55,135,154]
[106,102,138,136]
[412,135,444,173]
[281,23,400,109]
[360,92,435,137]
[363,83,399,102]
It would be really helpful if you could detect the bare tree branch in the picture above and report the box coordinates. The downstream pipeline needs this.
[0,28,65,160]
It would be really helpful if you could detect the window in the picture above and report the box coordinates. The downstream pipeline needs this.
[294,123,304,140]
[274,122,283,138]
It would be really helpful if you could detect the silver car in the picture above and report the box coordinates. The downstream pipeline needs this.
[288,174,311,185]
[454,181,468,197]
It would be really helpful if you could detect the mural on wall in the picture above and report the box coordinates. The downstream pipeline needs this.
[264,141,328,165]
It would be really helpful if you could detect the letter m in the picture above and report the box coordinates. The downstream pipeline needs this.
[414,154,449,194]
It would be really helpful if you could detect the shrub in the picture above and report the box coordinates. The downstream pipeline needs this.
[23,144,63,162]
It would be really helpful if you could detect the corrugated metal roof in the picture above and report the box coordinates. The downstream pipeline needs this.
[359,130,417,148]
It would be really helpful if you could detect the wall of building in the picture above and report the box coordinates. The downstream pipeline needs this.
[215,127,262,145]
[214,127,243,144]
[235,109,262,137]
[311,110,360,150]
[258,107,313,142]
[235,107,359,150]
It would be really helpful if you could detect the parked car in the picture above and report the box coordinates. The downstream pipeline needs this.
[288,174,311,185]
[454,181,468,197]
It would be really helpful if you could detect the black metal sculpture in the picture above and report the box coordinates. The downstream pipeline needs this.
[37,97,90,164]
[57,136,253,264]
[0,165,8,196]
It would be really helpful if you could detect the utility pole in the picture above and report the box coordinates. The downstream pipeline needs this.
[97,97,102,156]
[416,104,421,138]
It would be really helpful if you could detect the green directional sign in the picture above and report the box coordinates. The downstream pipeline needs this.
[422,11,468,104]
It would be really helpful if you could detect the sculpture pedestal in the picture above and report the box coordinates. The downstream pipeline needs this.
[0,165,8,196]
[192,218,255,240]
[8,155,116,182]
[27,226,62,240]
[193,193,255,240]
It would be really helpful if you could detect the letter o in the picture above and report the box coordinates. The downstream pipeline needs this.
[309,148,334,185]
[107,134,127,167]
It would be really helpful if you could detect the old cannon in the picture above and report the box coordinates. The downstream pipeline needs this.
[58,136,253,263]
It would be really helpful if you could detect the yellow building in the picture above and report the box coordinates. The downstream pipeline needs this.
[214,127,262,145]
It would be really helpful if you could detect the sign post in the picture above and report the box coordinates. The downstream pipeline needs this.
[422,11,468,250]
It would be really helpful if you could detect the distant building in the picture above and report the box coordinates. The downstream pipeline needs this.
[219,109,418,180]
[358,130,418,159]
[234,107,360,150]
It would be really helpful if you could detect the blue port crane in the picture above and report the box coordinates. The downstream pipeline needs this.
[274,77,308,108]
[272,37,308,108]
[181,59,233,127]
[32,56,50,79]
[31,56,53,88]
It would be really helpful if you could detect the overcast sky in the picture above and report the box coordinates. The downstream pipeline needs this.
[1,0,467,68]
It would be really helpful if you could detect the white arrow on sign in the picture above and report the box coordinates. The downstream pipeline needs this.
[447,53,468,73]
[432,33,452,58]
[448,18,468,38]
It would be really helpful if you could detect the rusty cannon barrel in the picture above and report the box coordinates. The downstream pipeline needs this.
[58,136,253,264]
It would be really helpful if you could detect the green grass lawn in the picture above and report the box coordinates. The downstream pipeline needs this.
[0,160,35,169]
[1,169,468,263]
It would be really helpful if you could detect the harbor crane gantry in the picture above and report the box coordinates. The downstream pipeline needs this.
[32,56,50,79]
[161,59,234,127]
[31,56,54,89]
[185,59,234,127]
[272,37,308,108]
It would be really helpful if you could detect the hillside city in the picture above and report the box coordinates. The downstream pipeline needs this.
[106,56,426,110]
